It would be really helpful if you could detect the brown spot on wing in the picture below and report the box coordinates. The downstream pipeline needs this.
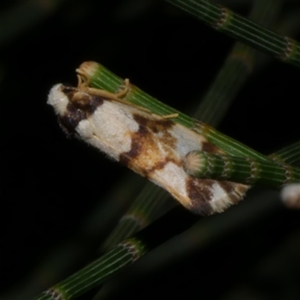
[133,114,174,133]
[133,114,178,152]
[217,181,235,194]
[202,141,221,154]
[73,92,104,113]
[58,103,86,136]
[119,125,149,174]
[186,177,215,215]
[186,178,247,215]
[119,113,179,177]
[218,181,246,204]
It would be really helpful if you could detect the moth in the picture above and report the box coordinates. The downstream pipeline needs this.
[47,71,248,215]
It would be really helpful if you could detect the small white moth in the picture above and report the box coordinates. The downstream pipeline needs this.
[47,73,247,215]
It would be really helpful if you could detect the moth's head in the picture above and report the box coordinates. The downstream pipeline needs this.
[47,84,87,136]
[48,84,104,136]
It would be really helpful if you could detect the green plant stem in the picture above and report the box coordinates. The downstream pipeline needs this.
[78,61,279,165]
[36,237,147,300]
[164,0,300,67]
[184,151,300,188]
[102,184,174,251]
[194,0,282,126]
[269,141,300,166]
[35,207,198,300]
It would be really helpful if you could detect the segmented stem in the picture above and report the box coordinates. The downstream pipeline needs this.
[165,0,300,67]
[269,140,300,166]
[195,0,282,126]
[35,207,197,300]
[184,151,300,188]
[36,237,147,300]
[78,61,275,164]
[102,184,173,251]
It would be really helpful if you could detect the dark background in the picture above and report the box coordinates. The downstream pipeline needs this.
[1,1,300,299]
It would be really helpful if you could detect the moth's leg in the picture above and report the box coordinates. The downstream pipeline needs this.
[77,75,130,101]
[160,113,179,119]
[116,78,130,98]
[75,74,174,117]
[76,73,90,88]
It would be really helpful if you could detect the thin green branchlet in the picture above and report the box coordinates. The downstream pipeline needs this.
[36,238,147,300]
[165,0,300,67]
[183,151,300,188]
[78,61,297,167]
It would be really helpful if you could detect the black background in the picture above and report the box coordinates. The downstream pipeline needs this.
[1,1,300,299]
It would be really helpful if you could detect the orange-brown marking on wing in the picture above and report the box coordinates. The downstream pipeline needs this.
[119,114,181,177]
